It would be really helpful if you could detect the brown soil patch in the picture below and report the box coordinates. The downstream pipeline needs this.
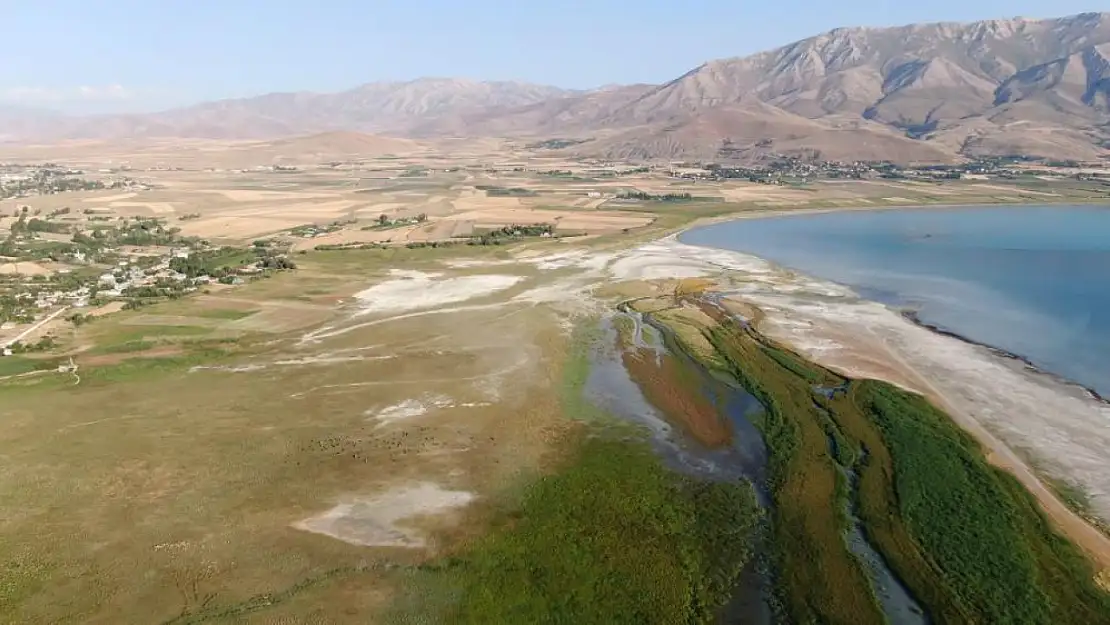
[719,297,765,326]
[0,262,52,276]
[292,226,418,251]
[89,302,126,317]
[79,345,183,366]
[622,348,731,448]
[227,306,333,333]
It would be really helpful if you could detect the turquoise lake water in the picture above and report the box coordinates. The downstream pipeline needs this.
[679,205,1110,398]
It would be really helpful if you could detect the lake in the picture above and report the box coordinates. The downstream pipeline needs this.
[679,205,1110,398]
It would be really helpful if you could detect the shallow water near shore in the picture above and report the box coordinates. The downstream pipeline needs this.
[585,314,777,623]
[680,205,1110,398]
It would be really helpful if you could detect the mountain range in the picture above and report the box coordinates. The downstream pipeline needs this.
[4,12,1110,163]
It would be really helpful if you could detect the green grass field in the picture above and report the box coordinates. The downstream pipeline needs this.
[0,355,59,377]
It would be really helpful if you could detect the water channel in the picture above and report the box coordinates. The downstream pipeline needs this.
[584,308,928,624]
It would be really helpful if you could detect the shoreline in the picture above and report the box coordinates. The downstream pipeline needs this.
[669,200,1110,410]
[661,198,1110,240]
[644,210,1110,569]
[899,309,1109,407]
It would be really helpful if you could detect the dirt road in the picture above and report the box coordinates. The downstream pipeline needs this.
[1,306,69,349]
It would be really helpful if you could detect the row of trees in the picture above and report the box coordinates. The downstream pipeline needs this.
[616,191,695,202]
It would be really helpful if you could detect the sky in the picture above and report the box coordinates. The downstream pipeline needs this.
[2,0,1103,113]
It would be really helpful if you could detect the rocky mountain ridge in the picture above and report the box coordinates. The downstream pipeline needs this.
[3,12,1109,163]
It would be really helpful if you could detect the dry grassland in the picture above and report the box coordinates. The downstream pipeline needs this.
[0,249,578,623]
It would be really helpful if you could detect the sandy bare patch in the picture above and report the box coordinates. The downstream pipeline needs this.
[233,199,358,217]
[200,189,340,202]
[367,394,454,427]
[554,215,654,232]
[122,315,220,328]
[451,195,522,212]
[440,258,517,269]
[293,226,419,250]
[403,220,462,241]
[181,216,311,239]
[0,262,51,276]
[227,306,333,333]
[89,301,126,317]
[110,201,176,214]
[292,483,476,548]
[354,270,522,315]
[354,202,407,216]
[80,345,183,366]
[606,242,742,280]
[719,186,811,202]
[272,354,393,367]
[82,192,136,203]
[969,183,1057,197]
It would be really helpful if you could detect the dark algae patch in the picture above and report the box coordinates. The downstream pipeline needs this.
[661,299,1110,625]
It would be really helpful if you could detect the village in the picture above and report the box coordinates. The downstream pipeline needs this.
[666,156,1110,185]
[0,218,296,357]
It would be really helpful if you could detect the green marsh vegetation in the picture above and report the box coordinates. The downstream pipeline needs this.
[849,381,1110,624]
[654,308,1110,625]
[0,355,60,378]
[389,319,764,624]
[396,436,762,625]
[707,322,885,624]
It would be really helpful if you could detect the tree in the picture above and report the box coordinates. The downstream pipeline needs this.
[378,214,390,226]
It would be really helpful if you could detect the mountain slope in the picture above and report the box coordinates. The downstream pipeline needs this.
[569,101,955,163]
[610,13,1109,129]
[2,13,1109,162]
[2,79,574,141]
[405,84,656,137]
[525,12,1109,161]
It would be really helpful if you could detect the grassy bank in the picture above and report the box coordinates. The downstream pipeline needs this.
[849,380,1110,623]
[655,307,1110,625]
[707,322,886,624]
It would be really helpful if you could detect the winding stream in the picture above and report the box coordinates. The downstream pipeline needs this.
[586,307,930,624]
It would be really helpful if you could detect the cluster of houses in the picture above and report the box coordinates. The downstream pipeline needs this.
[94,247,196,294]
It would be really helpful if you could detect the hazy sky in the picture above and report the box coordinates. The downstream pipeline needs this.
[2,1,1102,113]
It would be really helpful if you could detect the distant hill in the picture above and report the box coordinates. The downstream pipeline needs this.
[491,11,1110,162]
[254,131,421,158]
[0,79,575,142]
[2,12,1109,163]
